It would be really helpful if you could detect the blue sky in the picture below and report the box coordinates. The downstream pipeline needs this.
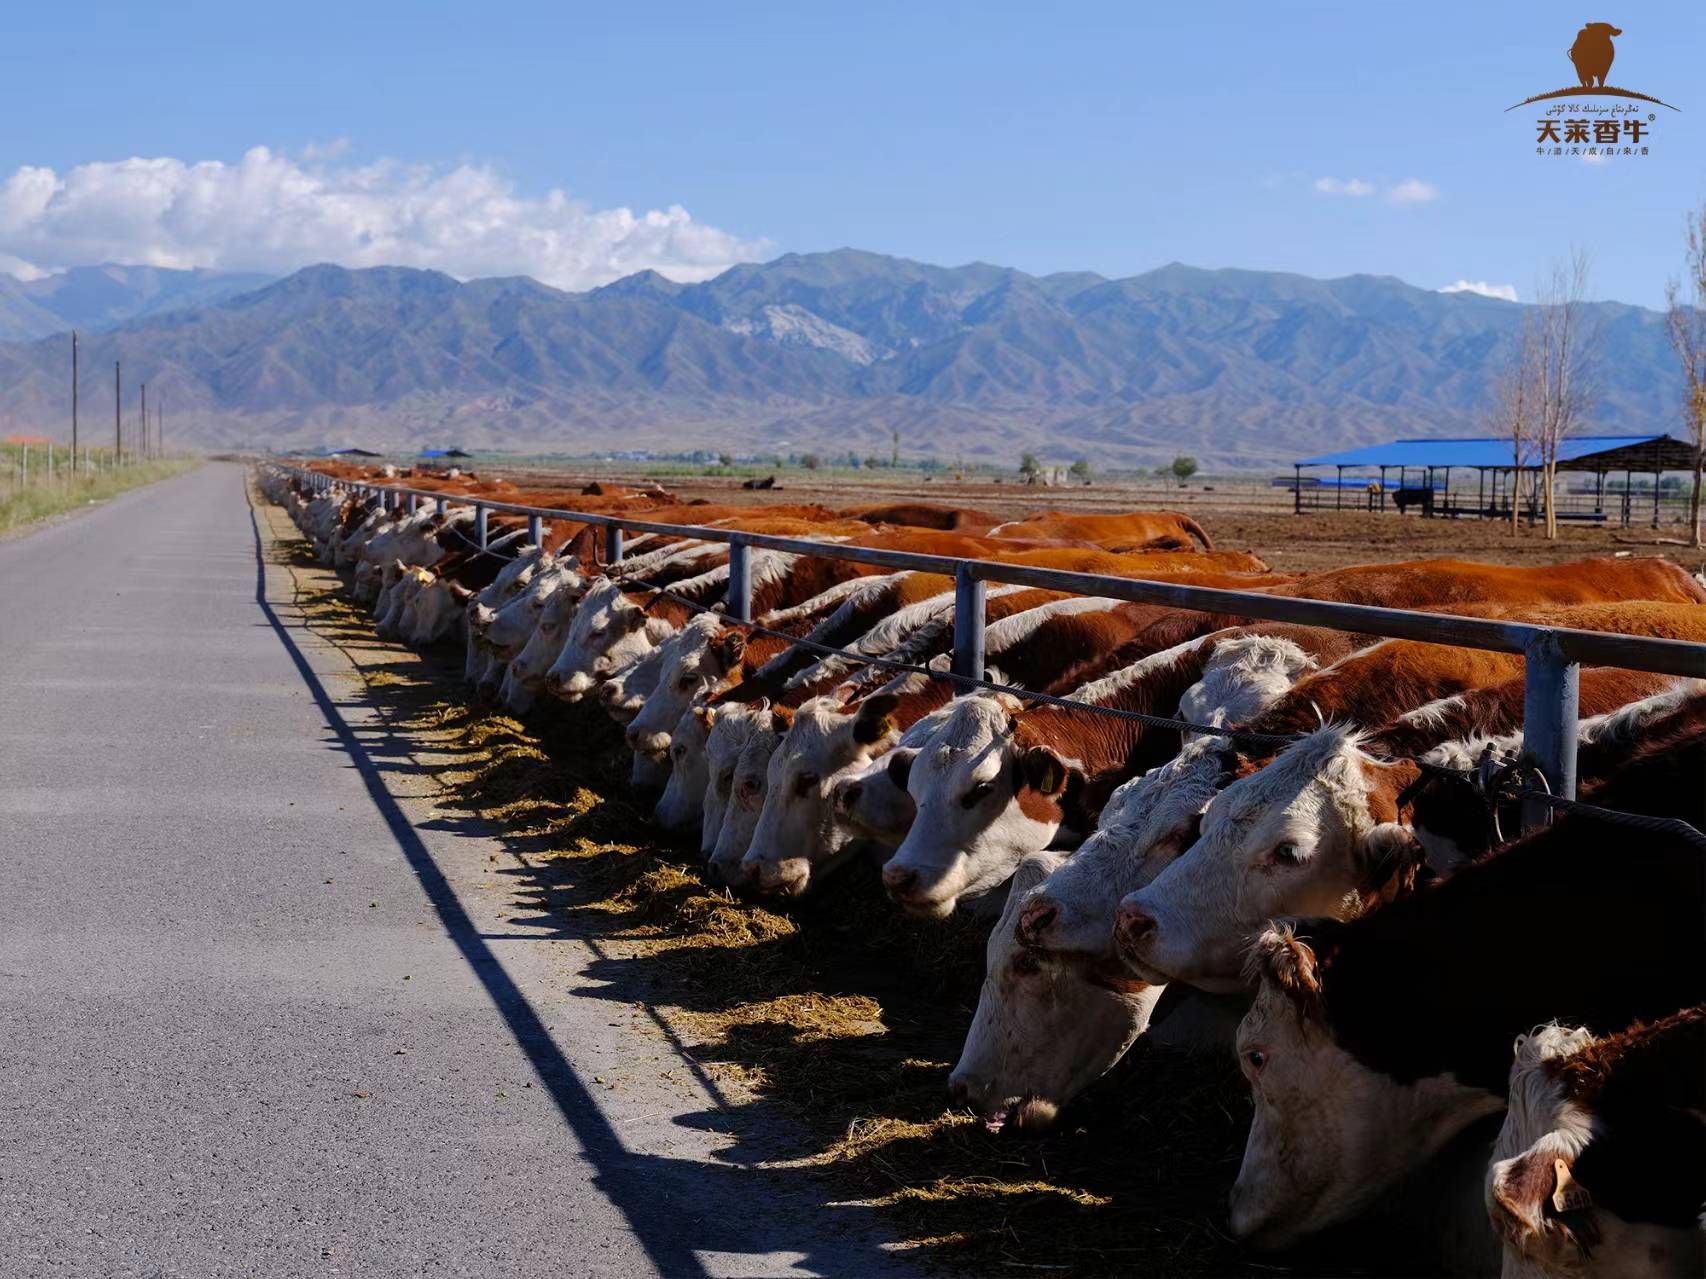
[4,1,1703,305]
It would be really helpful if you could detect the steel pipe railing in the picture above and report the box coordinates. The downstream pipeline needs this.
[280,465,1706,829]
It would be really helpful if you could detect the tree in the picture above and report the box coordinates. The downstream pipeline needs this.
[1665,202,1706,548]
[800,452,823,470]
[1170,454,1199,482]
[1069,458,1092,484]
[717,451,734,468]
[1018,451,1042,483]
[891,427,901,469]
[1531,248,1598,540]
[1490,312,1540,535]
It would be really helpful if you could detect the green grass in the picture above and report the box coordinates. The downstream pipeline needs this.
[0,455,201,535]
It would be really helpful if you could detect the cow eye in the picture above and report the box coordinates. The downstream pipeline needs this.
[794,771,820,796]
[673,743,687,759]
[678,675,697,690]
[961,781,996,808]
[1010,950,1043,977]
[1272,842,1301,866]
[1244,1048,1267,1074]
[717,772,734,797]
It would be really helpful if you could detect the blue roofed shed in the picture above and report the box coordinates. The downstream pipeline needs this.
[1288,434,1697,526]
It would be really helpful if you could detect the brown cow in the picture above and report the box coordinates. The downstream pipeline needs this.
[990,509,1216,551]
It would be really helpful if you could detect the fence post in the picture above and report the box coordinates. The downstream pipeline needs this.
[952,562,987,682]
[1521,631,1579,834]
[475,505,489,549]
[726,537,752,622]
[608,525,624,565]
[527,513,542,547]
[435,496,447,515]
[408,493,419,514]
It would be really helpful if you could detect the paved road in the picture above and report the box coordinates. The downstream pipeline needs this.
[0,464,911,1278]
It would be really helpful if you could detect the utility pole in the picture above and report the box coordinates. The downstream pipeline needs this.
[115,361,122,462]
[140,383,147,461]
[71,332,79,472]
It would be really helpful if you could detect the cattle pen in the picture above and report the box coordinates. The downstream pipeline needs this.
[284,465,1706,834]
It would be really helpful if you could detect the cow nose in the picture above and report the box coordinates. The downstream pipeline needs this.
[882,863,918,897]
[1016,898,1059,946]
[1114,901,1156,949]
[599,681,623,707]
[542,673,563,695]
[624,724,643,750]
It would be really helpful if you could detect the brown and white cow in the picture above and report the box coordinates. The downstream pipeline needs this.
[1486,1007,1705,1279]
[1226,790,1705,1250]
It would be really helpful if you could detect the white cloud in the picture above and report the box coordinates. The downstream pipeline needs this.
[1386,178,1439,205]
[1314,176,1376,197]
[0,146,769,290]
[1582,152,1609,166]
[1440,279,1518,302]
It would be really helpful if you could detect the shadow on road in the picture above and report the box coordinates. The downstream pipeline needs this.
[247,496,914,1279]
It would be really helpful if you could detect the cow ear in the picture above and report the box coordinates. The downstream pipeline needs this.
[393,558,409,574]
[769,706,794,735]
[1020,745,1071,796]
[1247,926,1323,1014]
[852,692,902,745]
[448,582,474,603]
[1360,822,1425,896]
[622,608,648,633]
[886,747,918,790]
[1488,1150,1594,1257]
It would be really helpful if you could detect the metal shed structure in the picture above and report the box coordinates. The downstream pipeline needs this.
[1291,434,1699,526]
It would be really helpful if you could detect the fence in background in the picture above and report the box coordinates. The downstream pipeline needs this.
[283,465,1706,834]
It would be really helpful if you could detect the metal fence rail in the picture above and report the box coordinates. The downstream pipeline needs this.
[280,465,1706,831]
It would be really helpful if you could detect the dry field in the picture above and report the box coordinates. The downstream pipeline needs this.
[264,468,1667,1276]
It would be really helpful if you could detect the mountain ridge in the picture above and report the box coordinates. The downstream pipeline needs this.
[0,250,1685,468]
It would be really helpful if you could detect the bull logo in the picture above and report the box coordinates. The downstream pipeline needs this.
[1568,22,1620,89]
[1506,22,1677,112]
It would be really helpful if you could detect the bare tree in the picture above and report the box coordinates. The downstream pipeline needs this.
[1531,248,1598,540]
[1664,202,1706,548]
[1490,310,1540,534]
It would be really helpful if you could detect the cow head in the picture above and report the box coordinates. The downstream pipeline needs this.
[882,695,1083,920]
[950,851,1163,1134]
[741,694,899,896]
[544,578,661,701]
[625,615,743,758]
[1177,636,1317,739]
[699,703,773,862]
[1484,1024,1601,1273]
[950,745,1231,1127]
[504,571,587,692]
[1115,727,1424,991]
[1228,925,1502,1249]
[708,715,786,887]
[654,702,714,833]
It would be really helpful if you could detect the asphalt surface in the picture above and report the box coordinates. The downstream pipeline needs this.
[0,464,914,1278]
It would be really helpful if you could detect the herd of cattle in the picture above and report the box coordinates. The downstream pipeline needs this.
[260,464,1705,1277]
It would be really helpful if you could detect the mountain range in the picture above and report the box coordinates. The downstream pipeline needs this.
[0,250,1686,468]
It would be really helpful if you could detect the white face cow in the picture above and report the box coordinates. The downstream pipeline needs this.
[1115,727,1423,992]
[1227,928,1502,1249]
[880,694,1075,920]
[1177,635,1318,740]
[708,721,785,887]
[654,703,715,833]
[698,703,774,862]
[502,569,586,695]
[544,578,667,702]
[950,743,1232,1128]
[740,695,900,897]
[624,615,743,757]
